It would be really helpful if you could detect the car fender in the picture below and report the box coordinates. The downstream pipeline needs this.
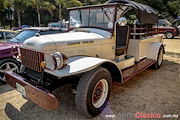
[146,42,164,60]
[45,56,122,81]
[164,30,177,35]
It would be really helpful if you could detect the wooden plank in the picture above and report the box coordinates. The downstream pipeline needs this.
[122,58,156,83]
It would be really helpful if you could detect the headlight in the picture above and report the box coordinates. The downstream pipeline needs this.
[42,52,68,71]
[53,52,68,70]
[53,52,64,69]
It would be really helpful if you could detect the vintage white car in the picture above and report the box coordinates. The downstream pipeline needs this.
[5,0,165,118]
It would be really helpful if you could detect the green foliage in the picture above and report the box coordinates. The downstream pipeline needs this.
[0,0,5,10]
[0,0,180,28]
[54,0,82,21]
[26,0,55,26]
[168,0,180,16]
[67,0,82,8]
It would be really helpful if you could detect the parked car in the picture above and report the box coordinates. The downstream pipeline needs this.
[9,27,66,43]
[0,29,18,41]
[156,19,179,39]
[11,27,22,31]
[5,0,165,118]
[48,22,61,27]
[0,27,66,82]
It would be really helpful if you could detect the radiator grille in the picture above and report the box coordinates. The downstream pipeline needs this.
[20,48,44,72]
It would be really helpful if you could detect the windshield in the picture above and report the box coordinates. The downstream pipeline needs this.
[164,19,172,26]
[69,7,115,30]
[10,30,38,43]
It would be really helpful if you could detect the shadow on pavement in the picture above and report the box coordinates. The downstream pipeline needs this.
[165,51,180,56]
[4,59,180,120]
[4,86,87,120]
[0,84,14,94]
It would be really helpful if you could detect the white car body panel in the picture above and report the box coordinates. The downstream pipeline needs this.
[45,56,115,77]
[127,34,163,62]
[22,28,164,78]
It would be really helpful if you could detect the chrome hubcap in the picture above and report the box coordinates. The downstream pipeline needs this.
[167,33,172,38]
[0,62,18,81]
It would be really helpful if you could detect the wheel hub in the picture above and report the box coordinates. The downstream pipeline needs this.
[0,62,18,81]
[166,33,172,38]
[93,82,103,103]
[92,79,108,108]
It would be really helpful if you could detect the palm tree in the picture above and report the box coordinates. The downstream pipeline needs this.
[0,0,13,27]
[54,0,82,23]
[9,0,27,28]
[27,0,55,26]
[67,0,82,7]
[54,0,65,24]
[0,0,5,26]
[0,0,5,10]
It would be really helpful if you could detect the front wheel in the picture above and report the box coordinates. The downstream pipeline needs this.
[75,67,112,118]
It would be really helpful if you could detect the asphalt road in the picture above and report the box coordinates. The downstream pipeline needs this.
[0,37,180,120]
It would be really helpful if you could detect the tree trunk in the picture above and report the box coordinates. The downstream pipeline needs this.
[58,3,62,27]
[37,7,41,26]
[16,11,21,28]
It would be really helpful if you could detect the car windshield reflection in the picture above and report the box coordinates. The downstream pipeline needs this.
[9,30,38,43]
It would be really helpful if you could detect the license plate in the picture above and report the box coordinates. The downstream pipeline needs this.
[16,83,26,97]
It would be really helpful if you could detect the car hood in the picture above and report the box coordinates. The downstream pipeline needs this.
[0,42,21,50]
[158,26,176,30]
[23,29,111,53]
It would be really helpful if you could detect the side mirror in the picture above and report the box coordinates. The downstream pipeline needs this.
[117,17,127,26]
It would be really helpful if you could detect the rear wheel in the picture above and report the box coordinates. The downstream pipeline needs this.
[152,46,164,69]
[165,32,174,39]
[75,67,112,118]
[0,58,20,83]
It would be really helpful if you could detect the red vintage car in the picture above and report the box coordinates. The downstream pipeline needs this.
[156,19,179,39]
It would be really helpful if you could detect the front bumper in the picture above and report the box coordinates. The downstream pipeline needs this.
[5,71,58,110]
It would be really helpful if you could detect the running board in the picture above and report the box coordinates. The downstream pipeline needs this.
[122,58,156,83]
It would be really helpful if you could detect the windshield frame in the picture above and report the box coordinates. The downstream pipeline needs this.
[68,4,118,33]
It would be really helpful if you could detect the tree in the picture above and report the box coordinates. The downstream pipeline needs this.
[0,0,5,26]
[27,0,55,26]
[0,0,13,27]
[54,0,82,23]
[79,0,106,5]
[8,0,27,27]
[168,0,180,17]
[54,0,65,23]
